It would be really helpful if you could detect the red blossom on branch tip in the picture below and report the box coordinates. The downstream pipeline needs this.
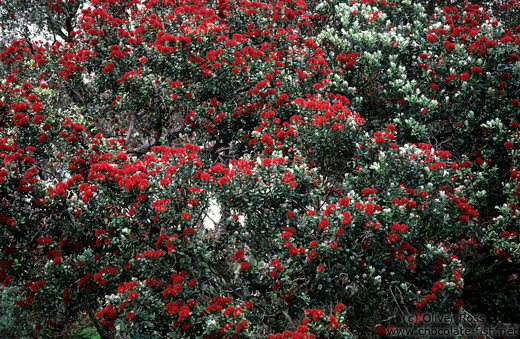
[240,262,249,271]
[375,324,387,336]
[471,66,483,74]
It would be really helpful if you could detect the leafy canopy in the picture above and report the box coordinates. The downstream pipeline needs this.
[0,0,519,338]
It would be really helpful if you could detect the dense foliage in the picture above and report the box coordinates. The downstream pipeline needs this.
[0,0,519,338]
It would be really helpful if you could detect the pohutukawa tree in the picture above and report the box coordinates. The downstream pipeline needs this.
[0,0,519,338]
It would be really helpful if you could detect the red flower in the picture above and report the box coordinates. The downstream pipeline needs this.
[387,232,400,244]
[452,270,461,281]
[37,237,52,245]
[235,320,248,332]
[427,34,437,42]
[240,262,249,271]
[205,305,223,313]
[444,40,456,51]
[129,290,139,300]
[38,134,49,142]
[495,248,508,261]
[308,250,318,260]
[281,231,292,238]
[261,133,274,146]
[31,102,43,113]
[334,303,345,314]
[505,141,513,149]
[471,66,482,74]
[459,73,470,81]
[375,324,387,336]
[365,203,374,215]
[342,212,351,224]
[218,176,230,186]
[416,299,427,310]
[375,136,385,143]
[318,217,329,230]
[338,196,350,206]
[232,250,245,262]
[224,306,235,317]
[33,114,43,124]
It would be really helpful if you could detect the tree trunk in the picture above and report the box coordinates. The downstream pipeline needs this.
[87,309,116,339]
